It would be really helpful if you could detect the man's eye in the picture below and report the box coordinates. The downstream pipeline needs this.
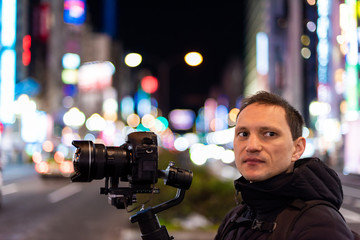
[238,132,248,137]
[264,132,276,137]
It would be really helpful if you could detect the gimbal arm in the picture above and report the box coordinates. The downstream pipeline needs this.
[130,188,187,240]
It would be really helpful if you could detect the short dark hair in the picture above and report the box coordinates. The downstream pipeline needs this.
[238,91,304,140]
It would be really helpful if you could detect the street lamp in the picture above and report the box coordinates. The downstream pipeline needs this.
[184,51,203,66]
[124,53,142,67]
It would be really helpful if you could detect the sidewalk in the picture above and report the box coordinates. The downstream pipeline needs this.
[338,172,360,188]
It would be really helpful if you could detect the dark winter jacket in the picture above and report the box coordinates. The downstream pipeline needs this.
[215,158,354,240]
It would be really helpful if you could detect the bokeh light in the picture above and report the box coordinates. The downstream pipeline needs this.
[42,140,54,152]
[301,47,311,59]
[169,109,195,130]
[124,53,142,67]
[228,108,239,126]
[174,136,189,151]
[141,114,156,128]
[184,52,203,66]
[141,76,158,94]
[127,113,140,128]
[154,116,169,132]
[63,107,85,127]
[86,113,106,131]
[32,152,42,163]
[220,149,235,164]
[54,151,65,164]
[306,21,316,32]
[62,53,80,69]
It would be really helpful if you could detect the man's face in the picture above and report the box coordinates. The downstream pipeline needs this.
[234,103,305,182]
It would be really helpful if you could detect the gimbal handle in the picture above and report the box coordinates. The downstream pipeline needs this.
[130,188,186,240]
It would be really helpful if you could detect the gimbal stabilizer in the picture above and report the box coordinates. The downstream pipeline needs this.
[71,132,193,240]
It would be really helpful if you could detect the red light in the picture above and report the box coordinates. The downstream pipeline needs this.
[35,162,50,174]
[22,35,31,66]
[60,161,74,175]
[141,76,158,94]
[54,151,65,163]
[23,35,31,49]
[22,51,31,66]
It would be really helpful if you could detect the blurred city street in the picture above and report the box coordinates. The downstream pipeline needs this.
[0,1,359,239]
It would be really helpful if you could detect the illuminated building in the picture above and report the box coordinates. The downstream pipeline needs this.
[242,0,304,112]
[338,0,360,174]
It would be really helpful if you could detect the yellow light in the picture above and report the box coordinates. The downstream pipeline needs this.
[228,108,240,126]
[301,47,311,59]
[61,69,78,84]
[184,52,203,66]
[300,35,310,46]
[127,113,140,128]
[334,68,344,83]
[142,114,156,128]
[124,53,142,67]
[307,0,316,6]
[340,100,347,114]
[340,43,348,55]
[104,112,117,122]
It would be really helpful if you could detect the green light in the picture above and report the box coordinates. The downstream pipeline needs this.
[345,64,359,111]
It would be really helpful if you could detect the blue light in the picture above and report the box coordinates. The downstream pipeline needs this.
[1,0,17,47]
[256,32,269,75]
[121,96,135,120]
[137,99,151,117]
[215,105,229,131]
[0,49,16,123]
[316,0,330,86]
[0,0,17,124]
[62,53,81,69]
[64,0,86,25]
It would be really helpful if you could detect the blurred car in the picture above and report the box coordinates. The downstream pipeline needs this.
[34,151,74,178]
[0,163,2,208]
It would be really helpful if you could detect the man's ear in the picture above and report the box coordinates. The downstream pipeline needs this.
[291,137,306,162]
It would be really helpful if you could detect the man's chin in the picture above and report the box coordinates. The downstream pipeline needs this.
[242,172,268,182]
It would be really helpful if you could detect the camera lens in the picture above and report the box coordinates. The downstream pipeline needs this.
[71,140,131,182]
[71,141,107,182]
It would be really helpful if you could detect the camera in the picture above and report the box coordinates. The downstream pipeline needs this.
[71,131,192,209]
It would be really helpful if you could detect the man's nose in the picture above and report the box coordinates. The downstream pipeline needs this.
[246,135,262,152]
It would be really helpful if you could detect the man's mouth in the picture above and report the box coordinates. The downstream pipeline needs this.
[244,158,265,164]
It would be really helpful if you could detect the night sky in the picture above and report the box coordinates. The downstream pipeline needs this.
[87,2,247,111]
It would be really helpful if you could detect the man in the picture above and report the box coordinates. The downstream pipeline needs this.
[215,91,354,239]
